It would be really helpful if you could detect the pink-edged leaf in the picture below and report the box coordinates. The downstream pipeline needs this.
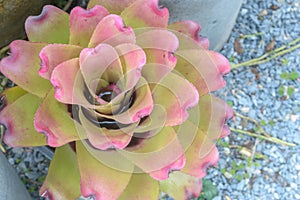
[136,29,179,52]
[94,77,154,124]
[121,0,169,28]
[160,171,202,200]
[25,5,70,43]
[113,77,153,123]
[0,93,46,147]
[135,104,167,133]
[40,144,81,200]
[121,126,185,180]
[114,43,146,90]
[136,29,178,71]
[0,40,52,97]
[39,44,82,79]
[80,43,123,84]
[119,173,159,200]
[76,141,133,200]
[34,89,82,147]
[69,6,109,47]
[50,58,90,106]
[196,94,234,138]
[50,56,123,114]
[78,107,137,150]
[87,0,136,14]
[175,49,230,95]
[88,14,135,48]
[177,95,233,178]
[149,71,199,126]
[177,119,219,178]
[168,20,210,49]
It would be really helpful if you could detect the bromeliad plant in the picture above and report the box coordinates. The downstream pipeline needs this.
[0,0,233,199]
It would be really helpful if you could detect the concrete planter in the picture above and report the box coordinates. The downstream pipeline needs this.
[161,0,243,51]
[0,0,52,48]
[0,151,31,200]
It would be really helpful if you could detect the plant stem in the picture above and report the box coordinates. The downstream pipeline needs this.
[0,45,9,55]
[234,112,271,137]
[240,32,263,39]
[63,0,73,11]
[231,37,300,69]
[230,127,296,147]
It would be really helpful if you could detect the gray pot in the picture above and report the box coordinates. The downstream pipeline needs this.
[0,151,32,200]
[161,0,243,51]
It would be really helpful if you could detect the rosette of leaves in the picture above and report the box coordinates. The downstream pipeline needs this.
[0,0,233,199]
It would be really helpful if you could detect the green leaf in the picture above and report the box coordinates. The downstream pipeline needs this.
[269,120,276,126]
[281,58,289,65]
[40,145,81,199]
[236,174,244,182]
[280,71,299,81]
[196,179,219,200]
[280,72,289,79]
[227,101,233,107]
[260,120,267,126]
[287,86,295,96]
[289,71,299,81]
[278,86,285,96]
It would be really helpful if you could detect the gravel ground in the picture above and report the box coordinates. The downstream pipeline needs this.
[207,0,300,199]
[2,0,300,199]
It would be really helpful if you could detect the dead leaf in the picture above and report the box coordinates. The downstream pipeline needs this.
[234,38,243,54]
[251,67,261,81]
[265,39,275,52]
[270,4,280,10]
[239,147,252,157]
[258,9,268,17]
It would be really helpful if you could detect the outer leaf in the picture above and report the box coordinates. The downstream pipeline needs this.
[69,6,109,47]
[136,29,179,71]
[121,0,169,28]
[88,14,135,48]
[40,145,81,200]
[0,40,52,97]
[87,0,136,14]
[0,86,27,105]
[34,89,82,147]
[120,126,185,180]
[136,29,179,52]
[180,122,219,178]
[160,171,202,200]
[25,5,70,43]
[150,71,199,126]
[177,95,233,178]
[76,141,132,200]
[118,173,159,200]
[197,95,234,138]
[39,44,82,79]
[168,20,209,49]
[0,93,46,147]
[175,49,230,95]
